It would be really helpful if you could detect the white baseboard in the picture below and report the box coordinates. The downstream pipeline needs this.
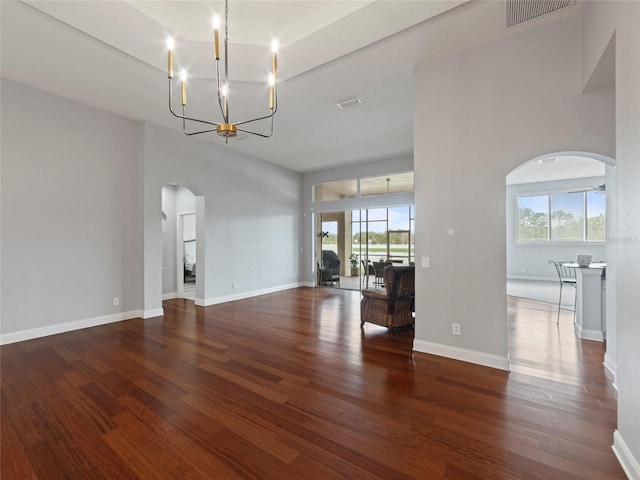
[613,430,640,480]
[143,308,164,319]
[162,292,178,300]
[1,306,167,344]
[507,275,557,282]
[574,323,604,342]
[201,282,303,306]
[0,310,143,345]
[603,353,617,389]
[413,339,511,371]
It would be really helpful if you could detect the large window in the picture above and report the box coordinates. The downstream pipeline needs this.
[517,190,606,243]
[352,206,414,264]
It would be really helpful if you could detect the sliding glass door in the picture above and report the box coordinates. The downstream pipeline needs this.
[316,206,414,291]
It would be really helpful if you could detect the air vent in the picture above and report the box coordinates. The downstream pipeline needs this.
[505,0,576,28]
[336,97,362,110]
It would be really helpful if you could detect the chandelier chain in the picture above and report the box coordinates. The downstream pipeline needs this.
[223,0,230,124]
[224,0,229,43]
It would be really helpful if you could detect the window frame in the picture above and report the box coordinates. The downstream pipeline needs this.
[515,188,606,245]
[313,171,414,203]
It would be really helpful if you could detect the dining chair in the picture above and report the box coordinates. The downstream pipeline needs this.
[361,259,374,288]
[549,260,577,324]
[373,261,390,287]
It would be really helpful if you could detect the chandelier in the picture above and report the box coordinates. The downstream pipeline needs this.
[166,0,278,140]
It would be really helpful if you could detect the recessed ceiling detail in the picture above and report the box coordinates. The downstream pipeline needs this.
[3,1,583,173]
[504,0,576,28]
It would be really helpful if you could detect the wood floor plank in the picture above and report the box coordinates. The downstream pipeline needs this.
[1,288,626,479]
[21,399,98,478]
[43,384,139,480]
[104,411,200,478]
[1,407,39,480]
[182,393,300,463]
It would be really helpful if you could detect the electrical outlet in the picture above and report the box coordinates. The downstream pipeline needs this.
[113,297,119,306]
[421,256,430,268]
[232,282,237,289]
[452,323,461,336]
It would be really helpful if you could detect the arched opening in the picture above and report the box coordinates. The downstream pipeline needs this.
[505,151,616,381]
[161,183,205,305]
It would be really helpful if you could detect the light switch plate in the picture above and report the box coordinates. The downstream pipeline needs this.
[421,256,430,268]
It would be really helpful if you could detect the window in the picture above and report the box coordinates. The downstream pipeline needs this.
[313,179,357,202]
[313,172,414,202]
[586,191,606,241]
[517,190,605,243]
[360,172,414,197]
[351,206,414,264]
[518,195,549,242]
[551,192,584,242]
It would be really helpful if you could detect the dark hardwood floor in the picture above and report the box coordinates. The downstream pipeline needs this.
[1,288,624,479]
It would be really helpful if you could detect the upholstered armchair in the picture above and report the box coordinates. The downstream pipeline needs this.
[317,261,340,286]
[360,265,415,330]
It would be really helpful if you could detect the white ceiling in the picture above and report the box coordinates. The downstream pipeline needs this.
[126,1,376,46]
[1,0,583,173]
[507,155,605,185]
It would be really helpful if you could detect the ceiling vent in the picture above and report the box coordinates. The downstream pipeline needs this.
[504,0,576,28]
[337,97,362,110]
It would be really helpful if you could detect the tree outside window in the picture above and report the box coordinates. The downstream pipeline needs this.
[517,190,605,243]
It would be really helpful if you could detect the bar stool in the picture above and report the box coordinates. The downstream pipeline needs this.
[549,260,577,324]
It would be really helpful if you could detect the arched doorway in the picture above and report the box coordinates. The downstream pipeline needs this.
[161,183,205,305]
[505,151,616,381]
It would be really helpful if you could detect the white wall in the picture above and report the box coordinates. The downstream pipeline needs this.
[0,79,304,341]
[583,2,640,477]
[412,15,615,370]
[143,123,303,311]
[507,176,607,279]
[603,164,617,377]
[1,79,144,342]
[161,185,177,296]
[176,186,196,217]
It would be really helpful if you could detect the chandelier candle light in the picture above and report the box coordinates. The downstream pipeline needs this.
[167,0,278,140]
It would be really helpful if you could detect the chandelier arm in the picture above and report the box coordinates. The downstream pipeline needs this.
[168,77,182,118]
[181,105,221,135]
[183,128,221,136]
[171,109,222,127]
[215,60,226,121]
[233,91,278,127]
[236,116,274,138]
[236,128,273,138]
[169,79,223,127]
[223,45,229,123]
[233,110,276,127]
